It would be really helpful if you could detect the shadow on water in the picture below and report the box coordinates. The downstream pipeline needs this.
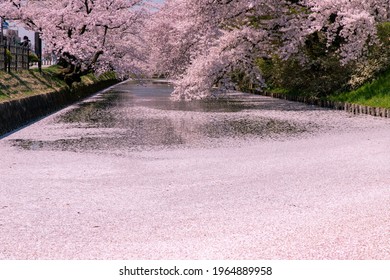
[203,118,306,138]
[12,122,185,152]
[58,91,123,127]
[11,81,310,152]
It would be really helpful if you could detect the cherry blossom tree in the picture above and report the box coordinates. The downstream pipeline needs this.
[147,0,290,100]
[285,0,390,63]
[0,0,150,85]
[2,0,389,96]
[147,0,390,100]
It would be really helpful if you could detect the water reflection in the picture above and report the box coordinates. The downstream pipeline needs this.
[11,81,308,152]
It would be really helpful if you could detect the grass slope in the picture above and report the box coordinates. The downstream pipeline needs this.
[330,70,390,109]
[0,66,65,102]
[0,66,117,103]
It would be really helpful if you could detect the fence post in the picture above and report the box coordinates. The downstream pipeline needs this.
[7,42,10,73]
[15,45,18,71]
[27,48,30,70]
[21,46,24,69]
[34,32,42,73]
[3,41,7,71]
[1,43,31,71]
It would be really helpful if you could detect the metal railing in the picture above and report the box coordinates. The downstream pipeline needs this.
[30,56,56,68]
[0,41,30,72]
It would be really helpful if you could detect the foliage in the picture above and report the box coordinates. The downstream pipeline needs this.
[330,69,390,109]
[261,57,351,98]
[5,49,12,61]
[260,30,353,98]
[28,53,39,63]
[377,21,390,42]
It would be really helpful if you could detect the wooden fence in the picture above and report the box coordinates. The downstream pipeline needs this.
[0,42,30,72]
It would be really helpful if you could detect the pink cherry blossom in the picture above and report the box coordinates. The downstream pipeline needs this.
[147,0,390,99]
[0,0,150,78]
[1,0,389,98]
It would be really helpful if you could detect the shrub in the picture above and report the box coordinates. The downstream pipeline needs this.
[5,49,12,62]
[28,53,40,63]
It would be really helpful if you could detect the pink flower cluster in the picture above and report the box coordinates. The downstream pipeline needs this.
[1,0,389,98]
[147,0,390,99]
[0,0,149,77]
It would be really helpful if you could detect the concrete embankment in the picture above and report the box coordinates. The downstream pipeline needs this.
[0,79,118,136]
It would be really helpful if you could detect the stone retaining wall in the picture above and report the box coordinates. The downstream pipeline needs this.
[0,79,118,136]
[259,91,390,118]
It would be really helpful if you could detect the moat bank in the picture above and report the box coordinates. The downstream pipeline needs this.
[0,68,118,136]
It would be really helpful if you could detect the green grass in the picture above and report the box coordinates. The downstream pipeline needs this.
[329,70,390,109]
[266,70,390,109]
[0,66,66,102]
[0,66,117,103]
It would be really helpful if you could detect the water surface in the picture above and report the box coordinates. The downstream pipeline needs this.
[11,81,307,152]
